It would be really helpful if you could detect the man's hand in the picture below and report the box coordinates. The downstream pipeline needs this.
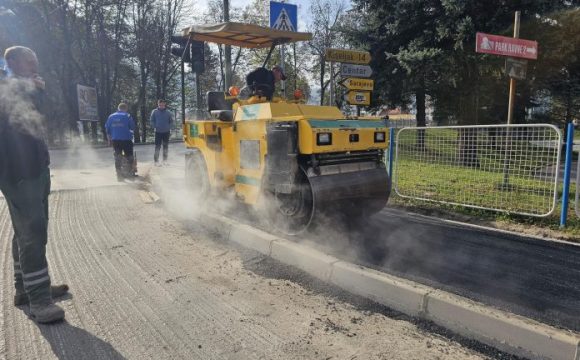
[32,74,45,90]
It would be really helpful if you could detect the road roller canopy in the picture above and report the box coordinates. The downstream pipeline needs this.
[182,22,312,49]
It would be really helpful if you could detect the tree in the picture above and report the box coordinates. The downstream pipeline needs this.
[526,9,580,126]
[307,0,346,106]
[348,0,577,166]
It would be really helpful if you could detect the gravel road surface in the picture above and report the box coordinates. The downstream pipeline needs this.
[0,165,488,359]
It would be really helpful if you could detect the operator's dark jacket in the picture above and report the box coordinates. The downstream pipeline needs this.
[0,77,50,184]
[246,67,275,100]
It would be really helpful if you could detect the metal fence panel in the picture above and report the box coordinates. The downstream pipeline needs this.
[394,124,562,217]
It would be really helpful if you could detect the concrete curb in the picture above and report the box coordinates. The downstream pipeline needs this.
[200,212,580,360]
[147,170,579,360]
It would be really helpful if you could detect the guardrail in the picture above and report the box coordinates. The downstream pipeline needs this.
[393,124,562,217]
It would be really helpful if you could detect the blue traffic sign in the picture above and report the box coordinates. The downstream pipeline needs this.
[270,2,297,32]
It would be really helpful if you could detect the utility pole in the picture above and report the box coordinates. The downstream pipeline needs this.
[329,61,334,106]
[181,60,185,124]
[224,0,232,89]
[502,11,521,189]
[506,11,520,125]
[279,0,286,98]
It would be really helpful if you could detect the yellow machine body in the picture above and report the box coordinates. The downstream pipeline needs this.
[184,100,389,207]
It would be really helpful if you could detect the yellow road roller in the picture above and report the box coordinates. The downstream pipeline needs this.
[181,22,390,234]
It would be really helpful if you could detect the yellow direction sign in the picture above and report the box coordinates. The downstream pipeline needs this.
[340,78,374,91]
[345,91,371,106]
[325,48,371,64]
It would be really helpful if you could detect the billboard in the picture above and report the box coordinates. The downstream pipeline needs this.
[77,84,98,121]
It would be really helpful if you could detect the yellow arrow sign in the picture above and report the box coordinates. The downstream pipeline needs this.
[340,78,374,91]
[345,91,371,106]
[325,48,371,64]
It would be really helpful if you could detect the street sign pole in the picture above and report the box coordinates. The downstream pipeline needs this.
[181,59,185,125]
[224,0,232,90]
[330,61,334,106]
[502,10,521,189]
[506,10,520,125]
[293,43,297,90]
[281,44,286,98]
[280,0,285,98]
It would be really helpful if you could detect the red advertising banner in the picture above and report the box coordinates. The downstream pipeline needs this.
[476,32,538,60]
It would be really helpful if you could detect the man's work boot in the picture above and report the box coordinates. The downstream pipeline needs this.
[14,284,69,306]
[29,302,65,324]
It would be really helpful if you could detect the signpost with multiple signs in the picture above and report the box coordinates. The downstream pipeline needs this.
[476,12,539,188]
[475,13,538,125]
[325,48,374,110]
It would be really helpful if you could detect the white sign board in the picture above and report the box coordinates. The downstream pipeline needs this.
[77,84,99,121]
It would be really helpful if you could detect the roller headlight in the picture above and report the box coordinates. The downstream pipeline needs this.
[374,131,386,143]
[317,132,332,145]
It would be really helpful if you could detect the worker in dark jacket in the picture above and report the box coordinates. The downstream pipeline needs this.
[105,103,136,181]
[245,65,286,100]
[150,99,173,166]
[0,46,68,324]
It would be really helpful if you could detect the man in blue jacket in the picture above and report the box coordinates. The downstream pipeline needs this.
[105,103,136,181]
[0,46,68,324]
[150,99,173,166]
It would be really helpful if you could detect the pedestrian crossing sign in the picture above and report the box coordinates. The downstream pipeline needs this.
[270,2,298,32]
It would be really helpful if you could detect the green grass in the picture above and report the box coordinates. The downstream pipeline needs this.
[390,128,580,240]
[395,159,555,215]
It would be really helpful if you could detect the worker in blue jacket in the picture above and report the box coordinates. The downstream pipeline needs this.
[105,103,136,181]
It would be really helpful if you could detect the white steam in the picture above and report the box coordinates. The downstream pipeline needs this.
[0,77,46,137]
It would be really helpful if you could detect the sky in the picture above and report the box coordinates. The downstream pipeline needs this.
[193,0,352,31]
[189,0,353,103]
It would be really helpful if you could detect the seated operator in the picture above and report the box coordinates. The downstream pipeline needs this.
[245,65,286,100]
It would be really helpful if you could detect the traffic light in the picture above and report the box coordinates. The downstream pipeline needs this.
[170,35,191,62]
[190,41,205,74]
[170,35,205,74]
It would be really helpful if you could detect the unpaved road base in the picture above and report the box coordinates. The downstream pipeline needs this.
[1,185,492,359]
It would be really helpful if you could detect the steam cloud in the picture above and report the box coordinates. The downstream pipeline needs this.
[0,77,46,138]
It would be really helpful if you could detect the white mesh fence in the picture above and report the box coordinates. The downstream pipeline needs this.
[386,118,417,128]
[394,124,562,217]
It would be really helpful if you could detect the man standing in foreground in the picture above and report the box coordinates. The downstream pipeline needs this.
[150,99,173,166]
[105,103,136,181]
[0,46,68,324]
